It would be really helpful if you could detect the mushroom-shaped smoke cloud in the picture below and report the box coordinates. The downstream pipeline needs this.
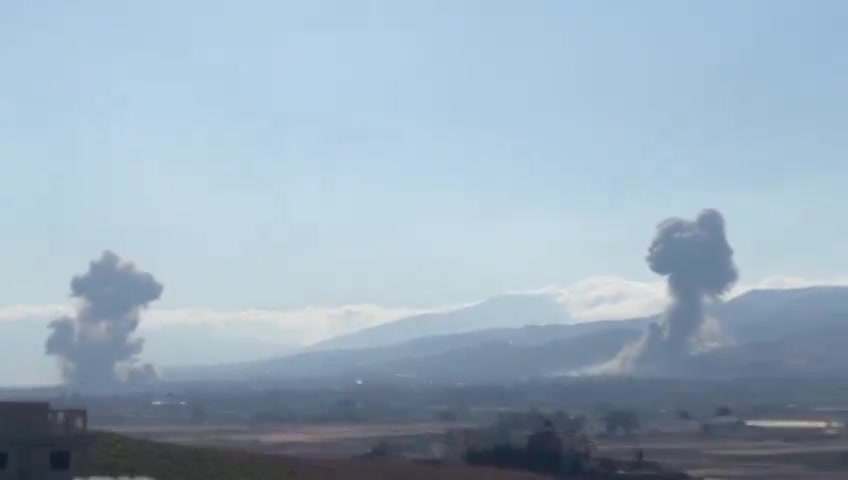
[646,208,738,357]
[596,209,738,374]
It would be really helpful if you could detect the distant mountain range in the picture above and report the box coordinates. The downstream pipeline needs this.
[164,285,848,383]
[310,293,574,351]
[163,321,647,382]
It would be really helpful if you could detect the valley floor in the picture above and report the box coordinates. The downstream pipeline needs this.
[601,434,848,479]
[101,422,848,479]
[86,431,548,480]
[104,421,470,457]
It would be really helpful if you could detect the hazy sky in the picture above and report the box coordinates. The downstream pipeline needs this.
[2,0,847,312]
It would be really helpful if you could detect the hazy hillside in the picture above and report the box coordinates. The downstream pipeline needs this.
[166,326,643,383]
[637,286,848,377]
[693,322,848,377]
[316,285,848,354]
[312,293,572,351]
[165,286,848,383]
[718,286,848,341]
[164,319,648,381]
[363,327,642,382]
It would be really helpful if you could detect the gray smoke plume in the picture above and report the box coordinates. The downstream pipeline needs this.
[46,251,163,390]
[593,209,738,374]
[647,208,738,357]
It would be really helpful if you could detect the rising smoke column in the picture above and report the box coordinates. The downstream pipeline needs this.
[646,208,738,358]
[46,251,163,390]
[591,209,738,374]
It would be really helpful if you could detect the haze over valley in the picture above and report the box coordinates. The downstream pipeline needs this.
[4,2,848,479]
[0,270,842,386]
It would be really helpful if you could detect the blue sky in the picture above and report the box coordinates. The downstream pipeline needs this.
[2,0,848,313]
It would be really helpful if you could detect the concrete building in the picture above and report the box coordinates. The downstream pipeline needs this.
[0,402,89,480]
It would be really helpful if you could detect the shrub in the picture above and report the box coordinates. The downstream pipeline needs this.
[465,443,572,475]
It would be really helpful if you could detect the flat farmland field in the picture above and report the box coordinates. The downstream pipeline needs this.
[85,431,549,480]
[104,423,848,478]
[601,434,848,479]
[104,421,471,457]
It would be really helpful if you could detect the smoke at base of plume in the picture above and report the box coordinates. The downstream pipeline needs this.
[599,209,738,373]
[45,251,163,389]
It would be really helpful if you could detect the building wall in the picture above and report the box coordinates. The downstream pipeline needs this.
[0,403,88,480]
[25,445,78,480]
[0,403,50,440]
[0,446,23,480]
[0,441,84,480]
